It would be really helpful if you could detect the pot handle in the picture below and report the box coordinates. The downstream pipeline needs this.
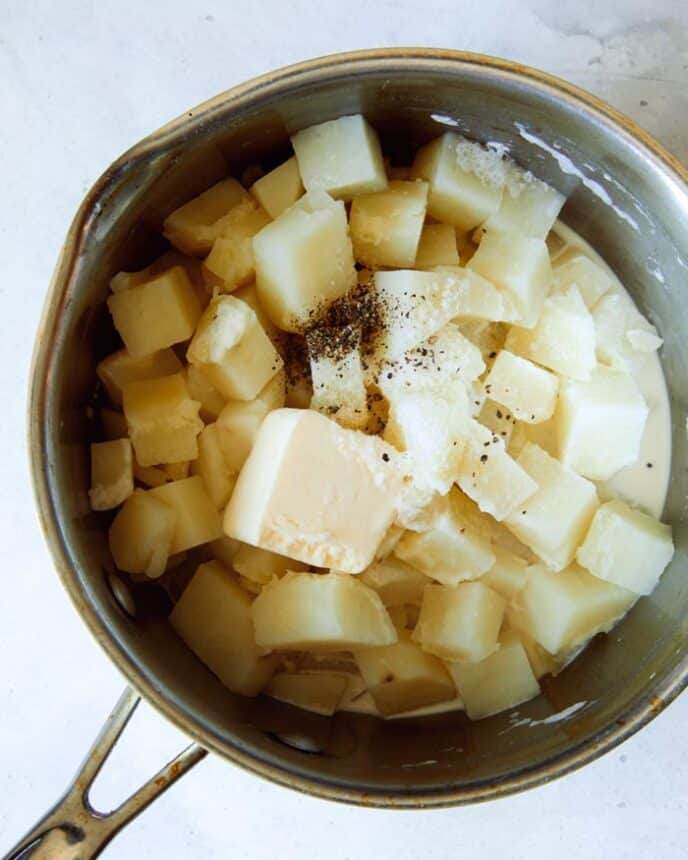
[2,687,207,860]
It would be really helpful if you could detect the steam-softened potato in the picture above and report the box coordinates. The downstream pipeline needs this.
[89,439,134,511]
[109,489,176,578]
[183,365,226,422]
[478,399,516,446]
[484,351,559,424]
[250,156,304,219]
[202,201,271,292]
[592,291,663,371]
[414,223,460,268]
[265,672,348,715]
[148,476,224,554]
[170,561,276,695]
[479,546,529,601]
[553,252,612,308]
[215,398,270,473]
[97,348,183,407]
[478,177,565,241]
[308,326,368,430]
[359,556,429,607]
[233,543,308,586]
[255,368,287,412]
[195,423,236,509]
[251,572,397,651]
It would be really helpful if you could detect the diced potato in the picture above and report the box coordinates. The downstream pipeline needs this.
[100,408,129,440]
[456,422,538,521]
[233,543,308,585]
[215,398,270,473]
[592,292,663,371]
[89,439,134,511]
[359,556,429,606]
[210,535,241,567]
[255,368,286,411]
[374,523,405,563]
[410,133,504,230]
[480,546,529,601]
[468,233,551,327]
[577,499,674,595]
[484,351,558,424]
[354,633,455,716]
[478,399,516,446]
[349,180,428,268]
[438,267,512,322]
[253,191,356,332]
[184,365,226,422]
[504,287,596,381]
[415,223,460,268]
[308,325,368,430]
[512,563,635,656]
[447,629,540,719]
[149,476,224,554]
[186,295,283,400]
[97,348,183,407]
[107,267,202,358]
[109,489,176,578]
[479,177,565,240]
[123,373,203,467]
[413,581,505,662]
[196,423,236,509]
[233,281,281,343]
[202,201,271,292]
[110,249,207,308]
[553,252,612,308]
[170,561,275,695]
[251,572,397,650]
[266,672,348,715]
[250,157,304,219]
[133,460,170,488]
[455,320,509,361]
[395,502,495,587]
[291,114,387,200]
[556,366,648,481]
[163,178,252,256]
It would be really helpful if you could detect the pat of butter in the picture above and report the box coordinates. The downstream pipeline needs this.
[224,408,403,573]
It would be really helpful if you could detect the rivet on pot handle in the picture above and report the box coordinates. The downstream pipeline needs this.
[3,687,207,860]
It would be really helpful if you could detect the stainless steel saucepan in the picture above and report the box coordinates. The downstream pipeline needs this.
[8,48,688,859]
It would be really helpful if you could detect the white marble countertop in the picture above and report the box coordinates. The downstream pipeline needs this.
[1,2,687,858]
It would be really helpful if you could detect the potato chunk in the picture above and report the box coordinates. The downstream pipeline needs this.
[183,365,226,422]
[437,266,512,322]
[89,439,134,511]
[480,546,529,601]
[577,499,674,595]
[505,443,599,571]
[553,252,612,308]
[250,156,304,219]
[149,476,224,554]
[255,368,287,412]
[413,581,506,662]
[556,366,648,481]
[355,633,455,716]
[359,556,429,607]
[253,191,356,331]
[170,562,275,695]
[196,423,236,509]
[307,325,368,430]
[233,543,308,586]
[251,572,397,651]
[266,672,348,715]
[291,114,387,200]
[97,348,183,407]
[107,267,202,358]
[109,489,176,578]
[484,351,558,424]
[415,223,459,268]
[215,398,270,474]
[186,295,283,400]
[447,629,540,719]
[410,133,504,230]
[512,563,635,656]
[349,180,428,268]
[202,201,271,292]
[592,291,663,371]
[479,177,564,240]
[123,373,203,467]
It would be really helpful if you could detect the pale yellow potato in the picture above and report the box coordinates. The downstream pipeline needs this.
[478,177,564,241]
[373,523,405,563]
[255,368,286,411]
[253,190,356,332]
[100,408,129,441]
[265,672,348,715]
[308,326,368,430]
[484,351,559,424]
[196,423,236,509]
[110,249,209,309]
[250,156,304,219]
[89,439,133,511]
[480,546,529,601]
[447,629,540,719]
[553,252,612,308]
[183,365,226,422]
[215,398,270,473]
[123,373,203,467]
[233,543,308,585]
[97,347,182,407]
[186,295,283,400]
[359,556,429,607]
[202,201,271,292]
[349,180,428,268]
[251,572,397,651]
[170,561,276,695]
[478,399,516,446]
[232,281,281,343]
[163,178,252,256]
[209,535,241,568]
[149,476,224,554]
[291,114,387,200]
[414,223,459,267]
[354,633,455,716]
[133,460,170,488]
[413,581,506,662]
[107,267,202,358]
[592,291,662,372]
[577,499,674,595]
[109,489,176,578]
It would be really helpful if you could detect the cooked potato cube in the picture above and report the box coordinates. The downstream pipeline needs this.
[349,180,428,268]
[359,556,429,606]
[215,398,270,474]
[109,489,176,578]
[196,423,236,509]
[505,443,598,571]
[478,399,515,446]
[480,546,529,601]
[308,325,368,430]
[210,535,241,568]
[183,365,226,422]
[107,267,202,358]
[202,201,271,292]
[410,133,504,230]
[266,672,348,715]
[592,292,663,371]
[447,629,540,719]
[355,633,455,716]
[556,366,648,481]
[253,190,356,332]
[100,408,129,440]
[504,286,596,381]
[89,439,134,511]
[123,373,202,467]
[233,543,308,586]
[186,295,283,400]
[252,572,397,650]
[512,563,635,656]
[97,347,183,407]
[163,178,252,255]
[437,267,512,322]
[133,460,170,488]
[250,156,304,219]
[149,476,224,554]
[110,249,208,308]
[468,233,551,327]
[553,252,612,308]
[170,561,275,695]
[577,499,674,595]
[255,368,286,412]
[232,281,281,343]
[415,223,460,268]
[413,581,505,662]
[484,351,558,424]
[479,177,564,240]
[291,114,387,200]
